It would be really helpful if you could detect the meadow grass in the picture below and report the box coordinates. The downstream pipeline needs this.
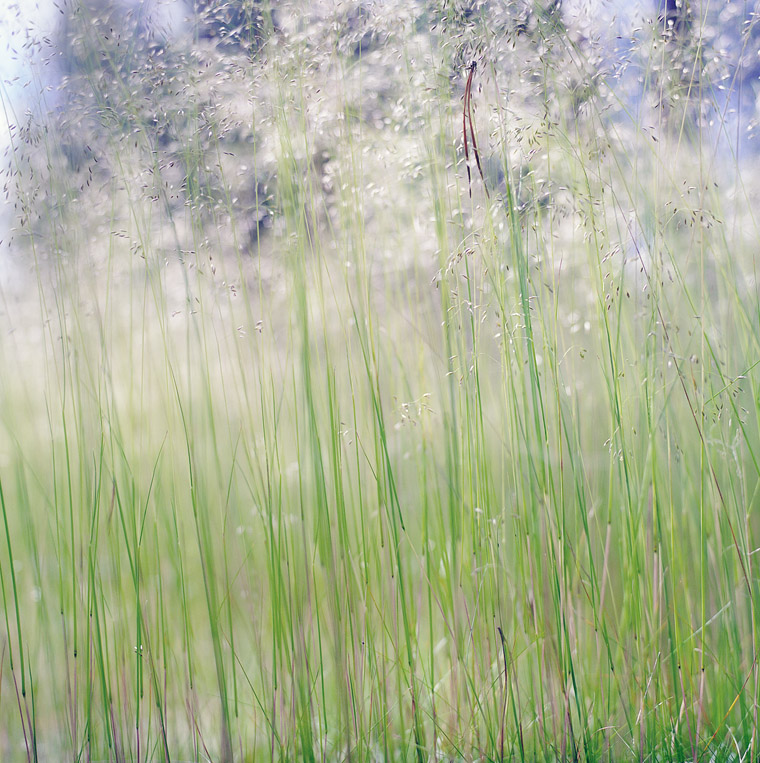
[1,1,759,760]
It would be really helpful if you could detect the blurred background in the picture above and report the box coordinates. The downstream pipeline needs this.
[2,0,759,283]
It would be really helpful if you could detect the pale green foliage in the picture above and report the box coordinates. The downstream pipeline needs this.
[1,1,759,760]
